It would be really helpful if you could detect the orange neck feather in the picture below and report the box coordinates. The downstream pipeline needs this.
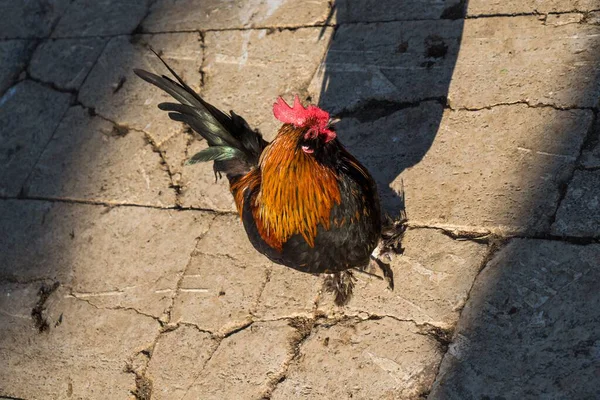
[252,125,341,251]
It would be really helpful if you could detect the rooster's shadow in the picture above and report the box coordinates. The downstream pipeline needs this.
[314,0,467,218]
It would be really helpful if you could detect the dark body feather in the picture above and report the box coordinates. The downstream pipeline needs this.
[134,58,381,275]
[239,139,381,273]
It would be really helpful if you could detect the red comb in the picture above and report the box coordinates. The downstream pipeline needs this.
[273,95,330,128]
[272,95,336,142]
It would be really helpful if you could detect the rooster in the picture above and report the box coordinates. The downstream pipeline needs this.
[135,54,392,305]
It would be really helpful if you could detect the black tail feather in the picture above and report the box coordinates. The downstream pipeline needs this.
[157,102,235,147]
[134,50,267,180]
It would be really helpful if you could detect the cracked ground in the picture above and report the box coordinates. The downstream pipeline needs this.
[2,0,600,399]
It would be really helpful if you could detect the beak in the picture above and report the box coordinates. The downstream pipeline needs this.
[328,117,341,126]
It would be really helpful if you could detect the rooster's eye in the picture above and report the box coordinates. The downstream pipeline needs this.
[301,145,315,154]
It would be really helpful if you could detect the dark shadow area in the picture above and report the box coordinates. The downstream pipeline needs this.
[318,0,467,216]
[0,1,204,398]
[417,9,600,400]
[321,1,600,398]
[0,3,196,281]
[430,237,600,399]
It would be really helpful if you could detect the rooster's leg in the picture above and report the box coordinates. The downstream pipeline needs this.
[323,271,356,306]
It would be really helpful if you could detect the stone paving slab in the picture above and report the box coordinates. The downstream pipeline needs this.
[183,320,298,399]
[203,27,333,140]
[580,115,600,168]
[79,32,202,146]
[0,80,71,197]
[397,105,590,233]
[0,283,160,400]
[0,40,35,94]
[448,15,600,109]
[255,265,322,321]
[171,214,272,334]
[467,0,600,16]
[272,318,442,400]
[429,239,600,399]
[1,200,73,282]
[143,0,332,32]
[0,200,212,318]
[581,143,600,168]
[340,104,591,234]
[160,131,237,211]
[29,37,107,90]
[318,228,487,329]
[147,324,218,400]
[333,0,465,23]
[0,0,71,39]
[308,20,463,115]
[52,0,148,38]
[172,214,322,325]
[67,206,212,320]
[25,106,176,207]
[551,170,600,237]
[338,100,442,214]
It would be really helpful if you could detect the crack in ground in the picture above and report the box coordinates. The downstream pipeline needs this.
[3,195,598,245]
[130,0,157,38]
[2,8,600,42]
[124,358,153,400]
[76,38,110,93]
[143,132,183,207]
[420,237,503,395]
[251,267,273,315]
[407,224,495,243]
[164,223,215,323]
[141,24,332,36]
[7,4,72,96]
[406,221,494,237]
[138,216,226,399]
[174,321,215,336]
[61,102,193,209]
[406,222,600,244]
[0,0,74,94]
[255,313,453,398]
[260,316,315,399]
[0,38,40,98]
[25,74,79,96]
[453,100,596,112]
[466,9,600,20]
[31,281,60,333]
[416,323,454,352]
[166,233,207,324]
[188,250,248,266]
[0,194,238,215]
[302,24,336,103]
[198,31,206,88]
[173,315,362,398]
[578,165,600,171]
[67,291,164,324]
[16,92,74,199]
[179,338,223,399]
[222,320,255,338]
[82,109,137,138]
[549,109,599,228]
